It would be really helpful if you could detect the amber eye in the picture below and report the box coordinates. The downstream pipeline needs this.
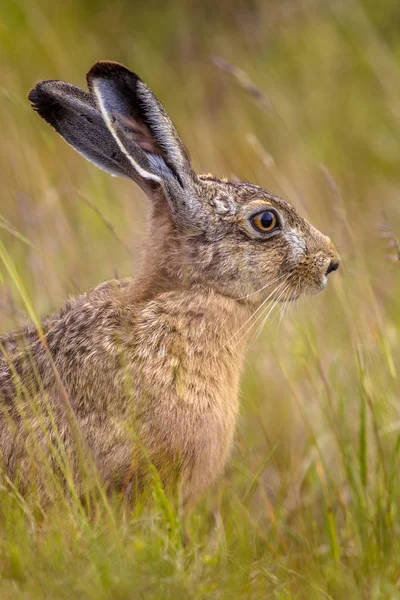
[251,210,278,233]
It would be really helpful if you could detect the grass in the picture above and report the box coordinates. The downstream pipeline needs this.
[1,0,400,597]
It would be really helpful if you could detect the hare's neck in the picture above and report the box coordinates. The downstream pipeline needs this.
[130,204,183,302]
[138,287,254,364]
[127,287,255,414]
[189,290,252,355]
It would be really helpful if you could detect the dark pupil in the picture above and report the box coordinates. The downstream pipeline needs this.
[260,212,274,229]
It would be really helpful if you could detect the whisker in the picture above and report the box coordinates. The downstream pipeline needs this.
[250,282,292,344]
[278,276,300,327]
[238,280,292,349]
[221,278,289,351]
[234,272,288,301]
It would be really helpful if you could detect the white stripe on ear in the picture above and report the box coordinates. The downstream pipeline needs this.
[92,80,162,184]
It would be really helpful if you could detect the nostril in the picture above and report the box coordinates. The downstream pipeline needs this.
[326,260,340,276]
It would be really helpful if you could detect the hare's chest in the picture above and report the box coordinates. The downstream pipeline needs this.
[129,298,246,496]
[152,369,241,497]
[183,396,239,497]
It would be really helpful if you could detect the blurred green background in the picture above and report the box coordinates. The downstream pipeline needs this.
[1,0,400,597]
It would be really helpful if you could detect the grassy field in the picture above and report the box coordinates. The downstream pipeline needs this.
[1,0,400,597]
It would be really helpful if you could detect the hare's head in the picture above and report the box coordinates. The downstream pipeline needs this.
[29,61,339,306]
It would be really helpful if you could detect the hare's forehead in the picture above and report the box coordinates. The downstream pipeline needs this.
[199,176,264,202]
[198,176,301,222]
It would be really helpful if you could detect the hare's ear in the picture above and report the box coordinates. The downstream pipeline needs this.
[28,81,142,183]
[87,61,200,215]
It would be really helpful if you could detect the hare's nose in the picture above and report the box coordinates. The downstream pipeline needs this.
[325,260,340,276]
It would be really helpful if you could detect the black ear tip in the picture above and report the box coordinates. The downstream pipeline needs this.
[28,82,52,115]
[87,61,140,87]
[28,83,42,109]
[28,81,62,128]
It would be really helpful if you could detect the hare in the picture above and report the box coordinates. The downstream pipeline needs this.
[0,62,339,502]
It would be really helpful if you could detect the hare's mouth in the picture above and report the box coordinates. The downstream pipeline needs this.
[307,276,329,296]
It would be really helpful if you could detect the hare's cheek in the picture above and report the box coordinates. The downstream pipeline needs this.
[283,230,307,264]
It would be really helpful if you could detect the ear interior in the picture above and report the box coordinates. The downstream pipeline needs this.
[115,113,164,156]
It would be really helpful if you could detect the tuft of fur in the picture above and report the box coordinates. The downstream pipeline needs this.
[0,62,340,502]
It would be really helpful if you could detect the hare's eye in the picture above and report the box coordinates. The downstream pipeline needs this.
[251,211,278,233]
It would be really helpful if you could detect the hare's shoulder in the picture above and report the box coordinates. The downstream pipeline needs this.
[53,277,133,321]
[0,278,136,406]
[43,277,135,346]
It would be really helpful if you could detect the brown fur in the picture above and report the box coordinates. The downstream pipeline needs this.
[0,62,340,501]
